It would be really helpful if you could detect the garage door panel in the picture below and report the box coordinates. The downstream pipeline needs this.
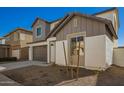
[33,45,47,62]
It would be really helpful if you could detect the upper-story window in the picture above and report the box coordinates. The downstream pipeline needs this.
[45,25,50,31]
[37,27,42,36]
[6,37,10,41]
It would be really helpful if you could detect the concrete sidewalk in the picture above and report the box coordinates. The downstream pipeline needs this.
[0,73,21,86]
[0,61,51,72]
[56,75,97,86]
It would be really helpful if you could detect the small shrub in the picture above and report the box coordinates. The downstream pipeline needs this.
[0,57,17,62]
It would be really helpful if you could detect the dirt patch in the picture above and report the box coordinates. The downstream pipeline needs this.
[1,65,96,86]
[2,65,124,86]
[96,65,124,86]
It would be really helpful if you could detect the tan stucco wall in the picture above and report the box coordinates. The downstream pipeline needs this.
[20,33,33,48]
[113,48,124,67]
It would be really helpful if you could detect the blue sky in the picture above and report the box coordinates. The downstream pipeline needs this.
[0,7,123,46]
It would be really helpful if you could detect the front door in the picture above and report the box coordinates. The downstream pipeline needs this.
[69,36,84,66]
[50,42,55,63]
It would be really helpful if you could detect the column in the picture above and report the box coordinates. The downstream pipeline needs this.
[29,46,33,61]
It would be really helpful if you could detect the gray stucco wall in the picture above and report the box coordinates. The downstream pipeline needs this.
[33,20,50,42]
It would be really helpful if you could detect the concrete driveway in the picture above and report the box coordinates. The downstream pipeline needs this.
[0,73,21,86]
[0,61,51,86]
[0,61,50,72]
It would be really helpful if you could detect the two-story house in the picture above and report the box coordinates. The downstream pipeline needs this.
[4,28,33,60]
[0,37,11,59]
[0,37,5,44]
[28,8,119,70]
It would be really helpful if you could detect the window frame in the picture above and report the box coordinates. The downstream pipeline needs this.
[36,26,42,37]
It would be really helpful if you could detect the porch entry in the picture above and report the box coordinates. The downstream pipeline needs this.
[68,34,85,67]
[50,41,55,63]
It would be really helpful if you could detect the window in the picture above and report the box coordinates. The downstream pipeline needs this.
[6,37,10,41]
[14,33,18,41]
[70,36,84,56]
[37,27,42,36]
[45,25,50,31]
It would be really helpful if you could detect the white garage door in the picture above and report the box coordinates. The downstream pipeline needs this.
[12,49,20,59]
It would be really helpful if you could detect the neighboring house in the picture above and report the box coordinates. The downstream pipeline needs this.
[4,28,33,60]
[0,37,5,44]
[0,38,10,58]
[28,8,119,70]
[0,44,10,58]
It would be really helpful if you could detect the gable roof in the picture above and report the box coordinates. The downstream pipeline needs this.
[0,37,5,40]
[49,18,62,23]
[92,7,117,15]
[46,12,118,39]
[31,17,62,27]
[4,28,32,37]
[93,7,120,29]
[31,17,49,27]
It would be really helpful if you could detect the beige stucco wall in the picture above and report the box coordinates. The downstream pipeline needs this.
[20,33,33,48]
[85,35,106,70]
[50,20,60,31]
[85,35,114,70]
[105,35,113,67]
[113,48,124,67]
[113,39,118,48]
[55,40,68,66]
